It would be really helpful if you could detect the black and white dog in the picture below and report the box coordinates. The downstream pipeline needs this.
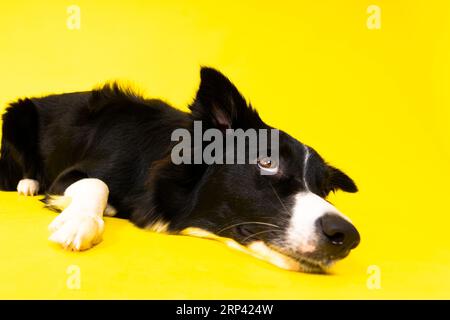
[0,67,360,273]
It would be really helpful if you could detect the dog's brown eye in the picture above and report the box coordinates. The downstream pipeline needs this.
[258,157,273,168]
[257,157,278,174]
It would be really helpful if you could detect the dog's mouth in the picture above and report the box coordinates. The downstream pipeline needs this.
[293,257,328,274]
[246,241,335,274]
[276,247,338,274]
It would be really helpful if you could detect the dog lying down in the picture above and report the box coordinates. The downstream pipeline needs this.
[0,67,360,273]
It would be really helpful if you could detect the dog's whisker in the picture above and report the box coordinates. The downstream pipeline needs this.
[268,181,291,217]
[217,221,281,235]
[242,229,284,242]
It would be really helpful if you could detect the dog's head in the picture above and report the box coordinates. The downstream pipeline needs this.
[150,67,360,273]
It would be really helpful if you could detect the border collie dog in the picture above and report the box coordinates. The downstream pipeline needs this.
[0,67,360,273]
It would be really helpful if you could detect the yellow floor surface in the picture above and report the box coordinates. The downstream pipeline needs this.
[0,192,448,299]
[1,1,450,299]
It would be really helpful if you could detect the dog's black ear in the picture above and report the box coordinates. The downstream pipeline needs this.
[190,67,261,130]
[328,166,358,193]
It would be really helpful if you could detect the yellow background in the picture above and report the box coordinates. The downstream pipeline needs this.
[0,0,449,299]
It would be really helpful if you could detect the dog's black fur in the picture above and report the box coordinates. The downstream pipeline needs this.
[0,67,358,268]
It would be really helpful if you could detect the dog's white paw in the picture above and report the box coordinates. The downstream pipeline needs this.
[17,179,40,196]
[48,207,104,251]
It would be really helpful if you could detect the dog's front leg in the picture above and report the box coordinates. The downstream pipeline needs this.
[48,178,108,251]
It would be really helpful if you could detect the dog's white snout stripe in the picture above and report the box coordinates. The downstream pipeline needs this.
[290,145,353,253]
[302,145,311,191]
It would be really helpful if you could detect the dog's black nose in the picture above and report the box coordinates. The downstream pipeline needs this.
[318,214,360,254]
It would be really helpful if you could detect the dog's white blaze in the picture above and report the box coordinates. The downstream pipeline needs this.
[302,145,311,191]
[48,178,108,251]
[17,179,40,196]
[286,192,351,253]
